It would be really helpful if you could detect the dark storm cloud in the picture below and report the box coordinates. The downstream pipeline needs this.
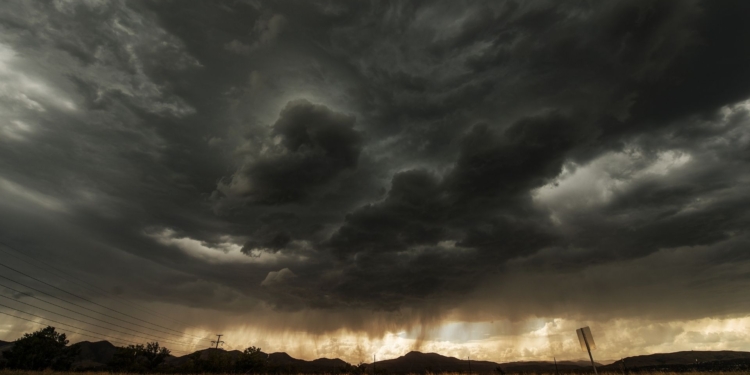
[218,99,363,205]
[329,169,446,257]
[322,111,588,305]
[1,0,750,341]
[446,111,594,202]
[328,110,581,260]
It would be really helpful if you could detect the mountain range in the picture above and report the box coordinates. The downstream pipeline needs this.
[4,338,750,373]
[163,347,351,373]
[362,351,602,374]
[603,350,750,370]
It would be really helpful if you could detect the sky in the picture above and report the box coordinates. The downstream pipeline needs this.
[1,0,750,365]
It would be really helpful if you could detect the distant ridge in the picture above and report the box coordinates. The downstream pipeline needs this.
[602,350,750,370]
[367,351,593,374]
[69,340,118,371]
[165,348,350,373]
[6,338,750,373]
[164,347,242,367]
[266,352,350,373]
[369,351,493,373]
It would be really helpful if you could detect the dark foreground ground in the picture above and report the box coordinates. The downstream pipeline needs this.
[5,372,750,375]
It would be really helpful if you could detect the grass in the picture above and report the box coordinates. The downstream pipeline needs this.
[6,372,750,375]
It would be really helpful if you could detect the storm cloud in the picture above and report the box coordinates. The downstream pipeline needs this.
[1,0,750,363]
[218,99,363,204]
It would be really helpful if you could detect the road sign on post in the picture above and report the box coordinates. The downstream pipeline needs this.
[576,326,598,375]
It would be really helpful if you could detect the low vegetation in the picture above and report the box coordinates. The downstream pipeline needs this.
[4,372,750,375]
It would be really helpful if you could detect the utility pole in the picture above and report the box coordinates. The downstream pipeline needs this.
[211,334,225,349]
[373,354,376,375]
[468,356,472,375]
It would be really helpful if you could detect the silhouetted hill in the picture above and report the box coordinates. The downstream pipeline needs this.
[602,350,750,370]
[267,352,350,373]
[268,351,297,364]
[370,351,480,374]
[69,340,118,370]
[310,357,351,368]
[164,347,242,367]
[165,348,349,373]
[367,351,593,374]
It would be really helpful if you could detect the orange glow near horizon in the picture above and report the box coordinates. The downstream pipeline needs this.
[146,315,750,364]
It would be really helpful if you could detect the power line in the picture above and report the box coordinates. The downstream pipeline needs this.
[0,241,194,327]
[0,262,210,342]
[0,245,115,302]
[0,259,207,340]
[0,306,139,347]
[0,275,202,343]
[0,293,194,348]
[0,308,131,346]
[0,308,189,355]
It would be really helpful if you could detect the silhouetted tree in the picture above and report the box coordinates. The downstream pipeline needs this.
[109,341,170,372]
[356,362,368,374]
[185,349,234,373]
[2,326,77,370]
[335,362,365,374]
[235,346,267,373]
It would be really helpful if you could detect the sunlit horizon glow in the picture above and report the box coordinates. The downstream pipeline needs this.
[5,313,750,364]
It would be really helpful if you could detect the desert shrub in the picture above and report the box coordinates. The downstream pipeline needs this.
[236,346,267,373]
[109,341,170,372]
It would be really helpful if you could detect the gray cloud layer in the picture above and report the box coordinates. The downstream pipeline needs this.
[1,0,750,345]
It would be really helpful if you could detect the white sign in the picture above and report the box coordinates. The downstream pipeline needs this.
[576,326,596,351]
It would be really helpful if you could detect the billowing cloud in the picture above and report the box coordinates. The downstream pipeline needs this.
[217,99,363,205]
[261,268,297,287]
